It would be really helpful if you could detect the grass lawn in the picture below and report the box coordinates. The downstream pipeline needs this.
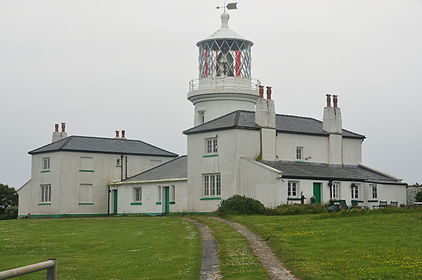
[0,217,201,279]
[194,216,269,280]
[231,210,422,280]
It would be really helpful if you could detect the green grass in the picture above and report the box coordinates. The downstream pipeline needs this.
[0,217,201,279]
[230,210,422,280]
[194,216,269,280]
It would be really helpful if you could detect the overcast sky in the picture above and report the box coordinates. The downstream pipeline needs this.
[1,0,421,188]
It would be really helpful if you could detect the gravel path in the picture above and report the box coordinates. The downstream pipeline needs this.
[182,218,222,280]
[211,217,298,280]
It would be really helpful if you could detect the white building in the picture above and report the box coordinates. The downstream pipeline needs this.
[19,11,407,217]
[109,12,406,215]
[18,126,178,217]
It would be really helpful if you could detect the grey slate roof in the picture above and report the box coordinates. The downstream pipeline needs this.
[183,110,365,139]
[123,156,187,182]
[259,160,404,184]
[29,136,178,157]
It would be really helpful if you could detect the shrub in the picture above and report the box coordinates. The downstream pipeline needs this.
[272,204,328,216]
[0,206,18,220]
[217,195,267,215]
[416,191,422,202]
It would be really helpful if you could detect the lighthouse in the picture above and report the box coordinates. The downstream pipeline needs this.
[188,11,260,126]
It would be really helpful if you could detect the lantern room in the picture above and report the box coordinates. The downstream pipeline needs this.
[196,13,253,79]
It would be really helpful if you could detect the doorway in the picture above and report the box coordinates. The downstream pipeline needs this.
[112,189,118,215]
[313,183,322,204]
[163,186,170,214]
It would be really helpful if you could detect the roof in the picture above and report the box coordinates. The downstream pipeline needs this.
[259,160,404,184]
[29,136,178,157]
[183,110,365,139]
[121,156,187,183]
[197,13,253,46]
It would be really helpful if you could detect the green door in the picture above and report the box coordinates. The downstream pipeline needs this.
[113,190,118,215]
[163,187,170,214]
[313,183,322,204]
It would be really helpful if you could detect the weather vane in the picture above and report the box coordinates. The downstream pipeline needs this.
[216,1,238,13]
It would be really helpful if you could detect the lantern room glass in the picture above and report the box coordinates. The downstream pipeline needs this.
[198,39,252,79]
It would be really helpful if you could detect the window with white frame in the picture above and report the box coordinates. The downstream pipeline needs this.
[134,187,142,202]
[296,147,303,160]
[331,182,340,199]
[171,185,175,201]
[351,184,359,199]
[205,137,218,154]
[203,174,221,196]
[371,184,378,199]
[288,181,299,197]
[42,157,50,170]
[40,184,51,202]
[79,184,93,203]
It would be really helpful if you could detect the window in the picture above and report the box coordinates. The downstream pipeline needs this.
[80,157,94,171]
[79,184,93,203]
[203,174,221,196]
[198,111,205,124]
[40,184,51,202]
[371,184,378,199]
[171,185,175,201]
[351,184,359,199]
[42,157,50,170]
[205,138,218,154]
[157,186,162,201]
[331,182,340,199]
[288,181,298,197]
[296,147,303,160]
[116,158,121,166]
[134,188,142,202]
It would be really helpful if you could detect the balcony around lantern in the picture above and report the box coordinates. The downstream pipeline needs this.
[188,76,260,99]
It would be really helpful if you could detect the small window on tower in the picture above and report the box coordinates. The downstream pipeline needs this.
[198,111,205,124]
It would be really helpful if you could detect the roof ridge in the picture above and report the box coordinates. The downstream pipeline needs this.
[184,110,242,133]
[122,155,187,182]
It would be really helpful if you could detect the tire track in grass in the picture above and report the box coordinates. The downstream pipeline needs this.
[182,218,222,280]
[212,217,298,280]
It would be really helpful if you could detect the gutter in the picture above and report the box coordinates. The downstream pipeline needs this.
[108,177,188,187]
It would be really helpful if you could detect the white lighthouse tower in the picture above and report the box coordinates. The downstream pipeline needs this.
[188,11,260,126]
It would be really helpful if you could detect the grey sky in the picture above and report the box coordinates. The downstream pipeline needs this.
[1,0,421,188]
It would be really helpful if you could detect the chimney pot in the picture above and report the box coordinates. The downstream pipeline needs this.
[54,124,59,132]
[258,86,264,98]
[266,86,272,100]
[333,95,338,108]
[121,130,126,138]
[115,130,120,138]
[61,122,66,133]
[326,94,332,107]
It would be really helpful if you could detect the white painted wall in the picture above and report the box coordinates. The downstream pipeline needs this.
[115,181,188,215]
[276,133,329,163]
[18,151,175,216]
[343,138,362,165]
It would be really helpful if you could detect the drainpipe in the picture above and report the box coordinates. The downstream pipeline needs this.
[120,155,124,181]
[107,186,110,216]
[125,156,128,179]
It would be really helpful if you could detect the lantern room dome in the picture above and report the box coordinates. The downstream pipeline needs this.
[196,13,253,46]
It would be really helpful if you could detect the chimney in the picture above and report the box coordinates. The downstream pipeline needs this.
[52,122,68,142]
[255,86,276,161]
[121,130,126,138]
[115,130,120,138]
[322,94,343,165]
[258,86,264,98]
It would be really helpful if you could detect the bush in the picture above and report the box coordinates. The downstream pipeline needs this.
[0,206,18,220]
[416,191,422,202]
[217,195,267,215]
[272,204,328,216]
